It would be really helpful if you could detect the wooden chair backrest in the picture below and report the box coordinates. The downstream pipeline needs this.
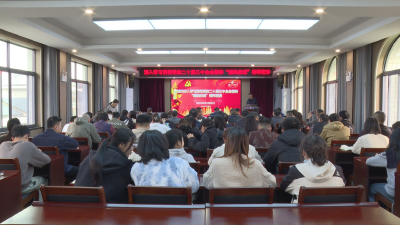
[37,146,60,155]
[298,185,364,203]
[209,186,275,204]
[127,185,192,205]
[350,134,359,140]
[331,139,357,147]
[184,147,202,158]
[189,161,201,174]
[73,137,89,146]
[98,132,110,139]
[40,185,107,204]
[28,137,33,142]
[0,158,20,171]
[360,148,386,157]
[278,162,298,174]
[207,149,214,160]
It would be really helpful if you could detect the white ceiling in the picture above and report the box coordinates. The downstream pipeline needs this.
[0,0,400,75]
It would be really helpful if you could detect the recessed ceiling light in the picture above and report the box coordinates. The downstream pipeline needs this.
[204,64,207,66]
[298,65,301,67]
[72,49,77,53]
[258,19,319,30]
[206,19,262,29]
[203,48,208,51]
[240,51,275,54]
[277,73,280,75]
[94,20,153,31]
[270,48,275,51]
[200,8,208,12]
[157,64,161,66]
[316,9,324,13]
[170,51,205,54]
[111,65,114,67]
[136,51,171,54]
[137,48,142,51]
[149,19,205,29]
[206,51,240,54]
[85,10,93,14]
[336,49,341,53]
[251,64,255,66]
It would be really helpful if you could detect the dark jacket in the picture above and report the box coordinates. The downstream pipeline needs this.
[263,129,306,174]
[164,120,177,129]
[228,115,241,124]
[179,126,202,147]
[94,120,115,135]
[120,115,135,130]
[234,118,245,128]
[31,129,79,173]
[247,98,258,105]
[380,124,392,138]
[341,119,355,134]
[310,121,328,134]
[188,127,220,153]
[75,146,134,203]
[271,116,284,128]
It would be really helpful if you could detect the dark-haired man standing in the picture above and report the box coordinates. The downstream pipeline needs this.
[32,116,80,178]
[247,93,258,105]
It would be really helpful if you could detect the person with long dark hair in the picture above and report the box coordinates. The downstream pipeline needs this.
[280,135,346,203]
[178,118,201,147]
[351,117,389,154]
[0,118,21,144]
[75,128,135,203]
[165,129,195,163]
[367,128,400,203]
[130,130,199,193]
[120,109,135,130]
[244,115,258,136]
[204,127,276,188]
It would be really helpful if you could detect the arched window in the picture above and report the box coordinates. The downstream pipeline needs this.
[326,58,338,115]
[296,69,303,114]
[382,36,400,126]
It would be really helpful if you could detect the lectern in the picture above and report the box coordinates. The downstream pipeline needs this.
[243,104,259,113]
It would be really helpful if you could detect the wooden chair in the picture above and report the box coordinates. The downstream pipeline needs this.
[360,148,386,157]
[278,162,298,174]
[0,158,39,209]
[375,193,394,212]
[28,137,33,142]
[98,132,110,139]
[37,146,60,155]
[127,185,192,205]
[255,147,269,158]
[40,185,106,203]
[331,139,357,147]
[73,137,89,146]
[297,185,364,203]
[189,161,201,174]
[61,132,66,135]
[350,133,359,140]
[184,147,202,158]
[207,149,214,161]
[209,186,275,204]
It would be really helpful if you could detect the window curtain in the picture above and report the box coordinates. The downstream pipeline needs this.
[93,63,103,111]
[302,67,307,119]
[337,53,347,112]
[66,53,72,120]
[273,78,282,110]
[289,72,295,110]
[105,67,110,104]
[250,78,274,118]
[117,71,127,112]
[139,79,164,112]
[354,45,373,133]
[309,63,320,112]
[133,77,140,111]
[43,46,59,120]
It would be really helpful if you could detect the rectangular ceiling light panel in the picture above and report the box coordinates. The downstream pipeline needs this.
[206,51,241,54]
[149,19,205,29]
[206,19,262,29]
[135,51,171,54]
[240,51,276,54]
[94,20,153,31]
[170,51,205,54]
[258,19,319,30]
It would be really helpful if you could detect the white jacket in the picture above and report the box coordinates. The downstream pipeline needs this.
[169,148,196,163]
[150,123,171,134]
[208,143,262,165]
[351,134,389,154]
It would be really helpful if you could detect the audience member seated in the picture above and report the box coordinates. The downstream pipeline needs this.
[150,114,170,134]
[169,110,181,124]
[213,116,226,146]
[62,116,77,132]
[249,117,279,148]
[320,113,350,146]
[161,112,176,129]
[85,112,94,124]
[196,107,206,121]
[129,110,137,124]
[106,110,113,121]
[277,107,286,117]
[392,121,400,130]
[374,111,392,138]
[189,108,201,128]
[75,128,135,203]
[210,107,220,119]
[0,125,51,198]
[120,110,135,130]
[147,107,153,116]
[250,111,260,122]
[132,114,152,146]
[209,128,262,165]
[94,113,116,136]
[366,128,400,203]
[92,110,103,123]
[178,118,201,147]
[228,109,241,124]
[244,115,258,136]
[271,109,284,129]
[339,110,355,134]
[306,109,324,127]
[130,130,199,193]
[32,116,80,178]
[280,135,346,203]
[263,117,306,174]
[66,114,101,149]
[295,112,308,133]
[188,119,221,153]
[0,118,20,144]
[276,111,294,134]
[220,113,233,128]
[352,117,389,154]
[103,99,119,113]
[109,112,128,129]
[307,113,329,135]
[165,129,196,163]
[234,110,249,129]
[204,127,276,188]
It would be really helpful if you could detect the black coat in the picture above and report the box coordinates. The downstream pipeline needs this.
[75,146,134,203]
[228,115,241,124]
[179,126,202,147]
[120,115,135,130]
[188,127,221,153]
[263,129,306,174]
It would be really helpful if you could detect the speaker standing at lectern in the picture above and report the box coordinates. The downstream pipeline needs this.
[246,93,258,105]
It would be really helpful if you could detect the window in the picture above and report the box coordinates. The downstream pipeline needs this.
[109,72,116,101]
[71,62,88,117]
[382,37,400,126]
[296,69,303,114]
[0,40,36,129]
[326,58,338,115]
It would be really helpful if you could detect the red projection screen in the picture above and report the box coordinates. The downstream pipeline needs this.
[171,79,241,117]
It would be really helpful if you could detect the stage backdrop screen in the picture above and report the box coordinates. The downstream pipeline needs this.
[171,79,241,116]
